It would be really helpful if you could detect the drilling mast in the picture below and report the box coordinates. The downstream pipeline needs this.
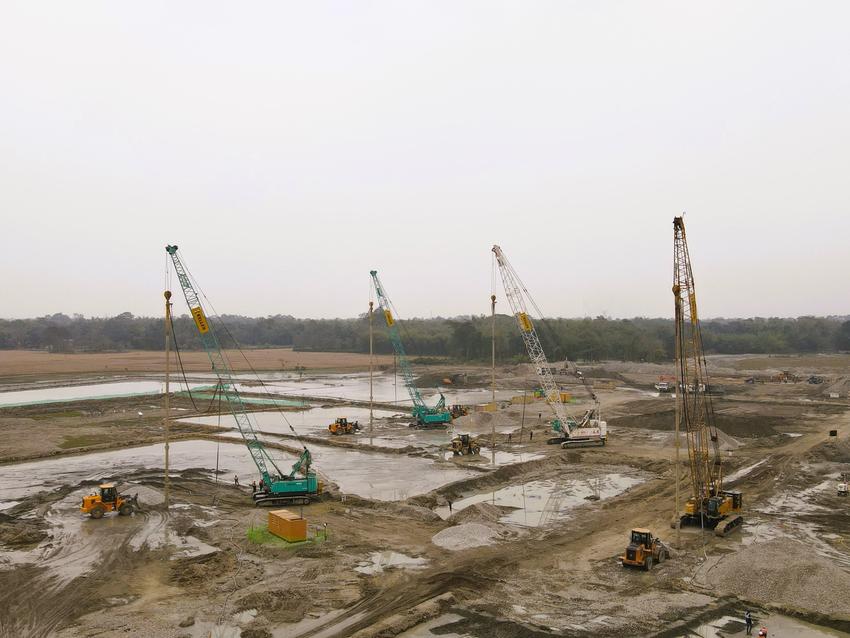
[672,218,742,535]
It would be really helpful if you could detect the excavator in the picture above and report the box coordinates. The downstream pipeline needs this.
[166,245,320,507]
[370,270,452,428]
[450,433,481,456]
[328,418,360,435]
[81,483,139,519]
[492,245,607,447]
[671,217,743,536]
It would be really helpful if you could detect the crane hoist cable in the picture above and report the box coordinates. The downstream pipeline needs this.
[168,312,226,414]
[492,244,606,447]
[177,253,311,452]
[165,245,318,506]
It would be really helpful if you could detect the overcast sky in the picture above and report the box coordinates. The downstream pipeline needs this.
[1,2,848,321]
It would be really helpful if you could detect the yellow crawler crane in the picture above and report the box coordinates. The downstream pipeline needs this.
[672,216,743,537]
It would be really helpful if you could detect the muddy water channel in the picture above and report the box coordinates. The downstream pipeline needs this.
[0,380,207,407]
[182,406,463,450]
[0,440,475,503]
[435,470,646,527]
[183,406,401,437]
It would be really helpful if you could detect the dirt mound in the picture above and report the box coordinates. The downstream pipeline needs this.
[118,483,164,507]
[609,408,781,438]
[431,523,500,551]
[0,520,46,548]
[456,411,519,434]
[448,502,503,524]
[235,588,311,624]
[708,539,850,618]
[823,376,850,397]
[169,551,235,587]
[806,437,850,463]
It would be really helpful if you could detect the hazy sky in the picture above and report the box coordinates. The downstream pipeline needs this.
[2,2,848,321]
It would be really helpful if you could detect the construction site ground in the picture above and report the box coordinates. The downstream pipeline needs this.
[1,352,849,637]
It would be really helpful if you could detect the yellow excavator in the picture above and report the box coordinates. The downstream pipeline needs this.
[81,483,139,519]
[672,216,743,537]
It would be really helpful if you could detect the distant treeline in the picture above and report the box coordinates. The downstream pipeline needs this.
[3,312,850,363]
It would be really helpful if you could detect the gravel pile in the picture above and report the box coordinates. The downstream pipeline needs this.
[709,539,850,617]
[431,523,499,551]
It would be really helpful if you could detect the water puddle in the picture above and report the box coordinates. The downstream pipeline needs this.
[182,406,400,438]
[354,551,429,574]
[239,373,414,406]
[0,439,475,504]
[686,613,850,637]
[435,472,645,527]
[442,448,545,467]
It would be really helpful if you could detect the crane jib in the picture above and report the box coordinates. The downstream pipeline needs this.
[491,244,605,445]
[165,245,293,484]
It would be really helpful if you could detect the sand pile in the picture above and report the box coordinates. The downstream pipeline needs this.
[456,411,520,434]
[120,483,165,507]
[431,523,500,551]
[823,376,850,397]
[448,502,503,524]
[709,539,850,618]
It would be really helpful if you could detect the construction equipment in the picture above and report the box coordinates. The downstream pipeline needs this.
[621,528,669,570]
[166,245,320,507]
[81,483,139,519]
[369,270,452,428]
[655,375,675,392]
[450,433,481,456]
[492,245,607,447]
[328,418,360,435]
[450,404,469,418]
[671,217,743,536]
[772,370,799,383]
[839,473,849,497]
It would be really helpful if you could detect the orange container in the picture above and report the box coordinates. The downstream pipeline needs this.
[268,509,307,542]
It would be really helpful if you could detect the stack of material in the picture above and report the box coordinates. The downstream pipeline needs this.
[268,509,307,542]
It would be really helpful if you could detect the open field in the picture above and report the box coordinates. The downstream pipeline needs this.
[0,348,394,378]
[0,359,849,637]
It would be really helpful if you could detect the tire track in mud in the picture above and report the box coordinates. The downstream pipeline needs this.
[0,497,170,638]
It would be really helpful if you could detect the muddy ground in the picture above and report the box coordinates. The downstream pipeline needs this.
[0,348,393,380]
[0,353,849,637]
